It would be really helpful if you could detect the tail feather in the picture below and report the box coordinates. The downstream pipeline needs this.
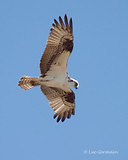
[18,76,40,90]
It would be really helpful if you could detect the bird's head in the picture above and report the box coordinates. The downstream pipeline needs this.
[68,77,79,89]
[74,79,79,89]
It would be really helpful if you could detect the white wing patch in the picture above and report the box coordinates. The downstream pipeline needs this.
[44,50,70,78]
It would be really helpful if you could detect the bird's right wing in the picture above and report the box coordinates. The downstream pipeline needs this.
[40,15,73,78]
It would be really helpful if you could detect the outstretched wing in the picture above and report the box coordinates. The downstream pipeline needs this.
[41,86,75,122]
[40,14,73,77]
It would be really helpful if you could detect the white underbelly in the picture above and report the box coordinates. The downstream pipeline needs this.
[40,76,70,92]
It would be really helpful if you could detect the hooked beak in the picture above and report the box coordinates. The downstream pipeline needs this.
[75,83,79,89]
[75,86,78,89]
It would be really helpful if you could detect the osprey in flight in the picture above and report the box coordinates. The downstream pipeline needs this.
[18,15,79,122]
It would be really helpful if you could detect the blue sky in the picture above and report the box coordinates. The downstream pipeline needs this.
[0,0,128,159]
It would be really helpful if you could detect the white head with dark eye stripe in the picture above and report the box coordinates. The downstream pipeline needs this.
[73,79,79,89]
[68,77,79,89]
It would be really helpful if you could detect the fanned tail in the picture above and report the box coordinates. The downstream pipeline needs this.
[18,76,40,90]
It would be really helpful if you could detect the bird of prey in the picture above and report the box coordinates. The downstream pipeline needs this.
[18,14,79,122]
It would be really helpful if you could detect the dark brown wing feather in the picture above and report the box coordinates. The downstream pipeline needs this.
[41,86,75,122]
[40,14,73,77]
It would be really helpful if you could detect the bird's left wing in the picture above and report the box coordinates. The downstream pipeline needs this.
[41,86,75,122]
